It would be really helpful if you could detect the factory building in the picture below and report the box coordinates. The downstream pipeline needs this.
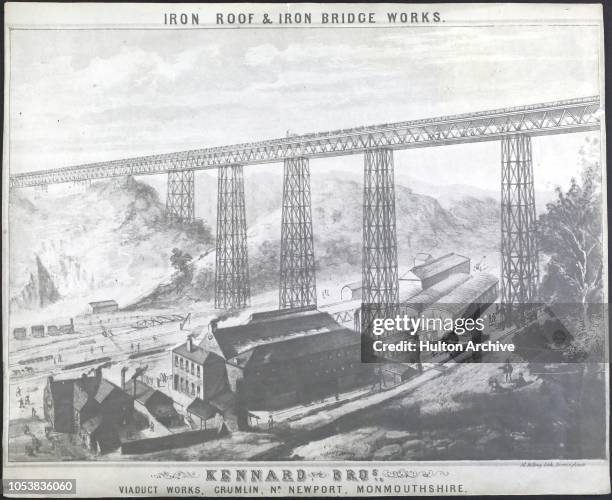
[43,368,133,454]
[372,253,499,362]
[171,306,371,427]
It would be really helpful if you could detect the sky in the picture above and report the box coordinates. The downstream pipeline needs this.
[7,24,602,192]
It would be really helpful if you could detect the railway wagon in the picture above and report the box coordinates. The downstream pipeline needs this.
[13,327,27,340]
[31,325,45,338]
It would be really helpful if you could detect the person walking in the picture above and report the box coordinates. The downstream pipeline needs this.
[504,358,513,382]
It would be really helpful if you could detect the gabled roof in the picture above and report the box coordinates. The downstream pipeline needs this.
[126,379,156,405]
[403,273,471,309]
[88,300,118,307]
[237,326,360,368]
[93,379,117,403]
[248,305,317,324]
[411,253,469,280]
[209,390,235,413]
[214,309,347,359]
[427,273,499,314]
[187,398,218,420]
[173,342,209,365]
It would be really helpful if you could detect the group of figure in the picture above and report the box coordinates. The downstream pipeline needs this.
[489,359,529,392]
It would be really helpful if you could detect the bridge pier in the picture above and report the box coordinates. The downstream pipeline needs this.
[166,170,194,222]
[501,134,539,321]
[215,164,250,309]
[279,157,317,309]
[362,148,399,337]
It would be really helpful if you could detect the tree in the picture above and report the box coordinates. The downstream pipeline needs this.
[170,248,193,292]
[538,138,603,306]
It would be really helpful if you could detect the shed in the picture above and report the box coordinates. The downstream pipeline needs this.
[411,253,470,289]
[341,281,362,301]
[88,300,118,314]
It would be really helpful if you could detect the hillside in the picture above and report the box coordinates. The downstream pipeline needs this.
[8,176,213,317]
[132,170,500,309]
[9,171,501,314]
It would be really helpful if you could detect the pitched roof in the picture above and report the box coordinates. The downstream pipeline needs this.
[238,326,360,368]
[411,253,469,280]
[403,273,471,309]
[126,379,156,405]
[173,341,209,364]
[214,309,348,359]
[248,305,317,324]
[209,390,235,413]
[426,273,499,316]
[88,300,118,307]
[187,398,218,420]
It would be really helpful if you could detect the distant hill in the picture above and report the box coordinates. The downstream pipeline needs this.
[9,171,503,313]
[9,176,213,314]
[132,170,501,308]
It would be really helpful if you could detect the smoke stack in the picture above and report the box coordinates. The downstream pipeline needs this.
[187,335,194,352]
[121,367,128,391]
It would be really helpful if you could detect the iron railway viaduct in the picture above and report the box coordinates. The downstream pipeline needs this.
[9,96,602,322]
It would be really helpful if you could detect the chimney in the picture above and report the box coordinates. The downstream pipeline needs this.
[121,367,128,391]
[187,335,194,352]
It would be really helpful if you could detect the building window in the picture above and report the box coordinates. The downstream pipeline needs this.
[191,364,194,375]
[197,366,201,377]
[174,355,178,367]
[191,383,195,396]
[180,358,183,370]
[174,374,178,390]
[197,386,201,397]
[180,377,184,392]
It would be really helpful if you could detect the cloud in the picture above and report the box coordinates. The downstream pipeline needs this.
[7,26,601,175]
[245,43,279,66]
